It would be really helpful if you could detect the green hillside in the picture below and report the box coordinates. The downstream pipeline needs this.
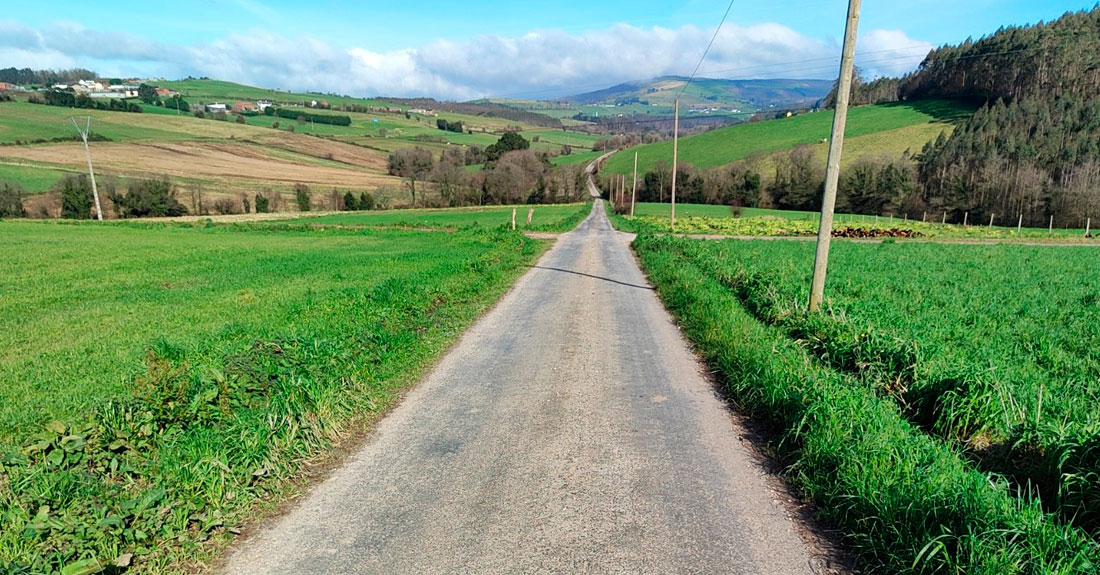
[602,99,974,177]
[158,79,392,109]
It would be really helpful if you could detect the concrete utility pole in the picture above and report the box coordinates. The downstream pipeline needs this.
[671,99,680,231]
[808,0,861,313]
[631,151,638,217]
[69,116,103,221]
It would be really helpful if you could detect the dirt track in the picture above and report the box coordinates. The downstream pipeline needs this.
[221,201,837,575]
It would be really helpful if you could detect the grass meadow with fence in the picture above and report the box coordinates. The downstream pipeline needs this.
[622,214,1100,572]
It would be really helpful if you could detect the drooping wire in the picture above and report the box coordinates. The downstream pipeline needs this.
[675,0,738,102]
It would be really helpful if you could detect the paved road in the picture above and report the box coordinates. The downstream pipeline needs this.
[222,201,820,575]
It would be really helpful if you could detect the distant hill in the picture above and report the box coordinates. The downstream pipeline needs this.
[490,77,833,131]
[561,77,833,110]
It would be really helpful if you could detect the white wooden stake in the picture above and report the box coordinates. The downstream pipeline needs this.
[989,213,995,228]
[808,0,861,312]
[1049,214,1054,233]
[671,99,679,232]
[512,208,516,230]
[963,211,968,226]
[1086,218,1092,237]
[1017,213,1023,233]
[630,151,638,217]
[527,208,533,226]
[942,211,947,225]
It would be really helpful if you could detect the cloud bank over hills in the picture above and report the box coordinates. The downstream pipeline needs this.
[0,19,931,99]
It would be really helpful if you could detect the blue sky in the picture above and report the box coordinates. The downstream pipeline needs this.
[1,0,1093,99]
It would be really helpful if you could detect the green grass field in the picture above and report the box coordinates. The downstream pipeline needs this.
[157,79,393,111]
[0,220,545,573]
[552,149,604,166]
[0,162,77,193]
[288,202,590,232]
[602,100,974,177]
[633,233,1100,573]
[159,80,601,156]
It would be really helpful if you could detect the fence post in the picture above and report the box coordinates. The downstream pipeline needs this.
[512,208,516,230]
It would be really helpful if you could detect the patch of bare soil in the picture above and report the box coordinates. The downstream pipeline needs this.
[0,141,398,189]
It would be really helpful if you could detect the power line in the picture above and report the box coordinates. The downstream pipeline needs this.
[676,0,738,102]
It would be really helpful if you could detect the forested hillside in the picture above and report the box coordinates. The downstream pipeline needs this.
[831,7,1100,225]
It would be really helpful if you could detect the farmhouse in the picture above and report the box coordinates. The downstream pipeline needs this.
[0,82,16,91]
[232,101,258,113]
[257,99,274,111]
[73,80,106,93]
[108,85,139,97]
[155,87,179,98]
[205,103,228,113]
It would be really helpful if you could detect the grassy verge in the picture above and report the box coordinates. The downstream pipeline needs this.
[658,238,1100,536]
[632,233,1099,574]
[0,220,546,574]
[282,202,590,233]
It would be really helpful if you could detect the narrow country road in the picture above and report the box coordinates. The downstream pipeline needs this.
[222,200,822,575]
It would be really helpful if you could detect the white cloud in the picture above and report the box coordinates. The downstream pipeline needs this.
[855,29,934,79]
[2,20,932,99]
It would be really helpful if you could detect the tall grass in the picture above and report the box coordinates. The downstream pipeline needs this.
[657,237,1100,535]
[633,233,1099,574]
[0,221,545,573]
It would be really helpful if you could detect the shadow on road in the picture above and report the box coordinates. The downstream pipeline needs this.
[530,265,654,290]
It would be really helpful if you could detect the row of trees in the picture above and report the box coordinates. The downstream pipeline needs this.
[268,107,352,126]
[0,174,329,219]
[387,133,589,207]
[32,90,143,113]
[0,67,97,86]
[632,148,924,218]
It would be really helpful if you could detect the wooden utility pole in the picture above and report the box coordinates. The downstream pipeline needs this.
[671,99,679,231]
[631,151,638,217]
[808,0,861,312]
[69,116,103,221]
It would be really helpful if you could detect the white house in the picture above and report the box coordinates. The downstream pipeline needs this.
[205,103,227,113]
[257,100,274,111]
[108,85,139,98]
